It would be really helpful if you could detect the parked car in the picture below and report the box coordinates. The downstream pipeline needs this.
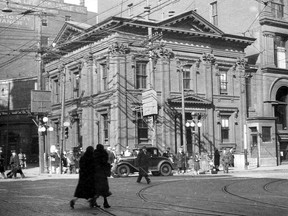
[112,146,173,177]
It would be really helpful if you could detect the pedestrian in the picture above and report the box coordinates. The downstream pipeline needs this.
[124,146,132,156]
[92,144,112,208]
[18,150,27,169]
[67,150,76,174]
[50,149,60,174]
[193,153,201,175]
[61,152,68,174]
[214,149,220,171]
[0,150,6,179]
[136,146,151,184]
[176,148,186,174]
[163,147,174,163]
[221,149,230,173]
[9,150,25,178]
[70,146,96,209]
[106,147,116,165]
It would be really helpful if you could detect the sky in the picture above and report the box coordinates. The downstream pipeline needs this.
[64,0,98,12]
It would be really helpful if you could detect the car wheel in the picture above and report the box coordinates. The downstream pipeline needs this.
[117,164,130,177]
[151,171,161,176]
[160,163,172,176]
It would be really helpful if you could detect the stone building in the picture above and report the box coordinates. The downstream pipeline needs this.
[44,10,254,168]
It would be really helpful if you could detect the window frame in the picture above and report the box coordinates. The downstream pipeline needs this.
[221,115,229,142]
[262,126,271,142]
[135,61,147,89]
[210,1,218,26]
[220,71,228,95]
[183,65,191,90]
[271,0,284,19]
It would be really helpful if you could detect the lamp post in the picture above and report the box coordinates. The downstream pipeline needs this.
[185,112,205,155]
[38,117,53,173]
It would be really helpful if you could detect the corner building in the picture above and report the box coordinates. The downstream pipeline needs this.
[44,10,254,169]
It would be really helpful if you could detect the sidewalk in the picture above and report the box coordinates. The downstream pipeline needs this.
[2,164,288,181]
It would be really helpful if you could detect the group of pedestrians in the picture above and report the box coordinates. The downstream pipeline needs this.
[70,144,112,209]
[0,149,26,179]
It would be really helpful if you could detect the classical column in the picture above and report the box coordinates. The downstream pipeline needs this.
[262,31,275,67]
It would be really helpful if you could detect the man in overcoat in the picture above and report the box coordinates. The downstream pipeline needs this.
[136,146,151,184]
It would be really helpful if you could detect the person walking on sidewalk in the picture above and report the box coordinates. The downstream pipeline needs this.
[176,148,186,174]
[0,151,6,179]
[136,146,151,184]
[193,153,201,175]
[70,146,96,209]
[9,150,25,178]
[221,149,230,173]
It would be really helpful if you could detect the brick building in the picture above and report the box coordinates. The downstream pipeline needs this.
[44,10,254,168]
[0,0,94,166]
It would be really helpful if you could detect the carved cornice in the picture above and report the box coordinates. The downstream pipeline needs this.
[108,42,130,55]
[201,52,216,64]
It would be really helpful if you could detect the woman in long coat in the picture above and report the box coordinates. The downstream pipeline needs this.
[70,146,95,209]
[93,144,112,208]
[176,149,186,174]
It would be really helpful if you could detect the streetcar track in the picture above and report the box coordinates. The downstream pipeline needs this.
[263,179,288,197]
[136,179,247,216]
[222,179,288,210]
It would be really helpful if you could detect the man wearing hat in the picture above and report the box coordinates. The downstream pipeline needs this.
[136,146,151,184]
[9,150,25,178]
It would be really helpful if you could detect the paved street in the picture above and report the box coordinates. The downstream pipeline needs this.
[0,167,288,216]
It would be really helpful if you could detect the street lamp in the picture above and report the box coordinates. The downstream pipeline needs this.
[2,0,12,13]
[38,117,53,173]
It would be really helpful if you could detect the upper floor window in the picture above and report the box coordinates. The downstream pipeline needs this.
[73,72,80,98]
[101,64,108,91]
[183,66,191,90]
[136,62,147,89]
[103,114,109,142]
[127,3,133,16]
[52,78,60,104]
[211,1,218,26]
[274,35,287,69]
[220,71,228,95]
[271,0,284,19]
[221,116,229,142]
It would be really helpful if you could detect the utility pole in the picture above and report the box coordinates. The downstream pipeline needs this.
[59,65,66,174]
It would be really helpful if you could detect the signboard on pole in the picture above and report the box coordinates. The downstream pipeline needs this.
[31,90,51,113]
[142,89,158,116]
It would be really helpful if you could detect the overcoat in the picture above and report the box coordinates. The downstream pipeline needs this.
[136,149,150,175]
[93,145,111,198]
[74,146,95,199]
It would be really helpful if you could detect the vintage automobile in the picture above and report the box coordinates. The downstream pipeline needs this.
[112,146,174,177]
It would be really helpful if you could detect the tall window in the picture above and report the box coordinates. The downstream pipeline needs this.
[103,114,109,142]
[183,66,191,90]
[52,78,60,104]
[137,114,148,143]
[221,116,229,142]
[211,1,218,26]
[136,62,147,89]
[220,71,228,95]
[274,35,286,69]
[73,72,80,98]
[271,0,284,19]
[262,126,271,142]
[102,64,108,91]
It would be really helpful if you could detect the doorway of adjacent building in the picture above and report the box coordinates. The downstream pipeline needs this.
[275,86,288,130]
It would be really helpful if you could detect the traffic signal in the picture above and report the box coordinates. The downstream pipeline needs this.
[64,127,69,139]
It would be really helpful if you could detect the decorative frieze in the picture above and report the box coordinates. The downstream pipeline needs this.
[108,42,130,55]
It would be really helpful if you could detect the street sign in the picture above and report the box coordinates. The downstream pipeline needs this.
[142,89,158,116]
[31,90,51,113]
